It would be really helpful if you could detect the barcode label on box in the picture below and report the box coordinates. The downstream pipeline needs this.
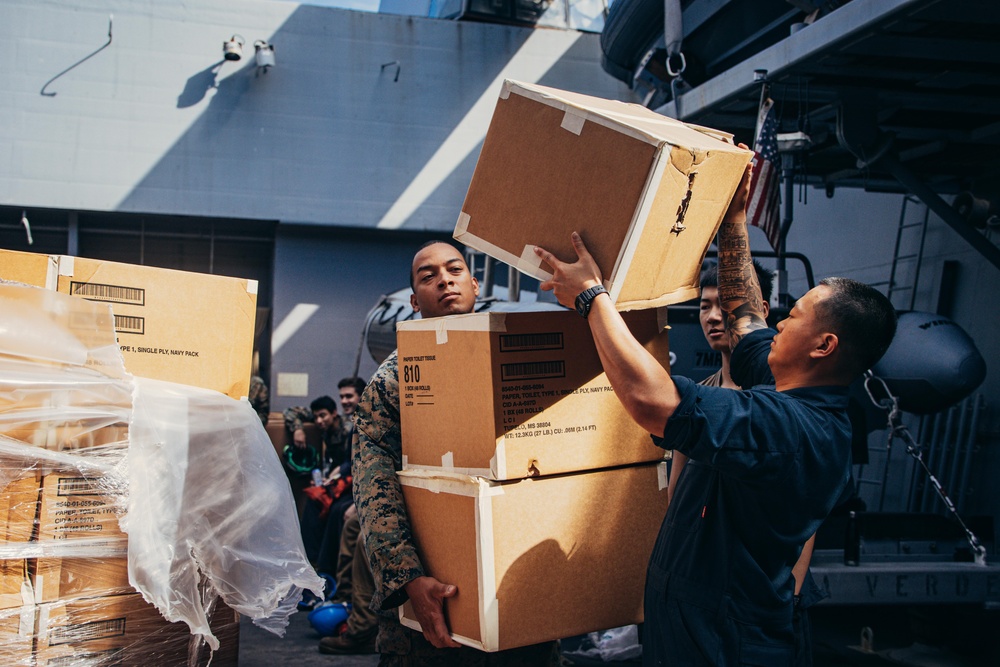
[500,360,565,381]
[70,281,145,306]
[499,332,564,352]
[56,477,102,497]
[114,314,145,335]
[49,618,126,645]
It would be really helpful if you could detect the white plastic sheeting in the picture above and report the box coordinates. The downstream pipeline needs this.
[0,281,322,652]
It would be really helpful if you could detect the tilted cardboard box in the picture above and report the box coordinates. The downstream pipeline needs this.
[454,79,752,311]
[398,308,668,481]
[0,249,257,400]
[398,461,668,652]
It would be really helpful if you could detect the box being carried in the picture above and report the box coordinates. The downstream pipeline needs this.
[397,309,669,481]
[454,80,753,311]
[0,249,257,399]
[398,461,668,652]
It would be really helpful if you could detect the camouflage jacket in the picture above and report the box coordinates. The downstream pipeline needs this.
[352,350,423,654]
[248,375,269,426]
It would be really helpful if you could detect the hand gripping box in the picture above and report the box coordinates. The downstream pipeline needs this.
[398,308,669,481]
[398,461,669,652]
[0,249,257,400]
[454,80,753,311]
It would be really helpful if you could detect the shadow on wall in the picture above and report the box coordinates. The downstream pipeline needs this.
[117,6,540,229]
[177,61,226,108]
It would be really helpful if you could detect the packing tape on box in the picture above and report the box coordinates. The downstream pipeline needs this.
[657,460,668,490]
[455,211,471,235]
[58,256,74,276]
[20,580,33,607]
[435,320,449,345]
[396,470,483,497]
[441,452,454,470]
[398,312,508,334]
[490,442,506,480]
[518,245,547,278]
[476,485,499,651]
[18,602,33,635]
[560,109,586,136]
[246,279,258,295]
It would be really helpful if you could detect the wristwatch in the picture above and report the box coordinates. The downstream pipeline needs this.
[575,285,608,319]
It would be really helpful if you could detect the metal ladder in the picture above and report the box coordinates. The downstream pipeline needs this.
[884,194,930,311]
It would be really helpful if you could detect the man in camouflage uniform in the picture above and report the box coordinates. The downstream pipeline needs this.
[352,241,560,666]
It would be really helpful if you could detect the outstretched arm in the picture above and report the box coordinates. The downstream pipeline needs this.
[534,234,678,435]
[718,157,769,350]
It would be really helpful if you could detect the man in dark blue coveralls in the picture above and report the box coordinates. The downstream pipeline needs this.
[533,163,897,667]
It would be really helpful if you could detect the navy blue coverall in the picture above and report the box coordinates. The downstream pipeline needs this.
[644,329,851,666]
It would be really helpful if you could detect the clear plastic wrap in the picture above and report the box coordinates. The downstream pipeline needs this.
[125,375,324,645]
[0,282,322,664]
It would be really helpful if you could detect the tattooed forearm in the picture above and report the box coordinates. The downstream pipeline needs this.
[717,219,767,348]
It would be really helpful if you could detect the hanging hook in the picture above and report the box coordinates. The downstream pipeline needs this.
[380,61,401,83]
[40,14,114,97]
[20,211,33,245]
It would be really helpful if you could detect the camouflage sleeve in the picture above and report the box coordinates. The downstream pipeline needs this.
[249,376,270,426]
[352,351,424,611]
[283,405,312,434]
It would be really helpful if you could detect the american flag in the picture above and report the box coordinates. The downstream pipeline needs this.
[746,98,781,251]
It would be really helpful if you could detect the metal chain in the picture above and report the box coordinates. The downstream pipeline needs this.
[863,371,988,565]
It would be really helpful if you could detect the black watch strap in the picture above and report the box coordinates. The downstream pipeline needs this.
[575,285,608,319]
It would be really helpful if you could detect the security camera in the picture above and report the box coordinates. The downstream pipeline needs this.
[254,40,275,70]
[223,35,245,61]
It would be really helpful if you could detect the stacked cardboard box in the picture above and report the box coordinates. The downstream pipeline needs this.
[396,308,672,651]
[396,81,751,651]
[0,255,255,665]
[0,249,258,401]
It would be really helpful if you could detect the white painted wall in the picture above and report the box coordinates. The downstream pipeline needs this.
[1,0,634,231]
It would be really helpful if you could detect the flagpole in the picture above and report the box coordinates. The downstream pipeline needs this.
[752,73,786,310]
[777,154,794,308]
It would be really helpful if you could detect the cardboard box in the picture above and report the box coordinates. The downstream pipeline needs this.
[0,560,30,611]
[398,309,668,480]
[1,474,40,544]
[398,461,668,651]
[1,475,39,611]
[32,557,132,604]
[0,604,34,665]
[454,80,752,311]
[36,473,125,544]
[35,593,238,666]
[0,249,257,400]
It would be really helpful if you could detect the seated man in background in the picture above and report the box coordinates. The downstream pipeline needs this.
[284,393,354,608]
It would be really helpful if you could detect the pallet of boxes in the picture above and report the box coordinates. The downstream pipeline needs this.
[0,251,258,665]
[395,81,753,651]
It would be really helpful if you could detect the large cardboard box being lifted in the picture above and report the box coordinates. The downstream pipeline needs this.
[0,249,257,399]
[454,80,753,311]
[398,461,668,652]
[398,308,668,481]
